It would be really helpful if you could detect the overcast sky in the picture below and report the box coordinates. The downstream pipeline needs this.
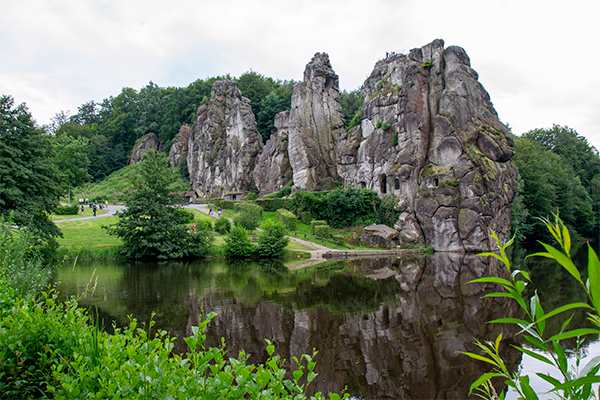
[2,0,599,148]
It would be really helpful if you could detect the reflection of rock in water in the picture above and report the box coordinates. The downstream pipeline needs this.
[188,254,521,399]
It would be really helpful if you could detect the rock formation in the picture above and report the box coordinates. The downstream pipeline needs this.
[168,125,190,168]
[180,40,517,251]
[128,132,164,165]
[337,39,517,251]
[287,53,344,191]
[187,80,263,196]
[253,111,293,196]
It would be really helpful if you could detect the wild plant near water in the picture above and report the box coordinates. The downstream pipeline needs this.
[465,216,600,399]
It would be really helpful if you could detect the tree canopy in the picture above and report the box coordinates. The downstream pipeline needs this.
[0,95,63,247]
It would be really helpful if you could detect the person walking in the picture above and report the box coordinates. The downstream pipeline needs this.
[93,204,97,217]
[81,205,84,215]
[217,207,221,217]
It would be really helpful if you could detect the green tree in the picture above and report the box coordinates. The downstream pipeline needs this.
[233,202,263,231]
[339,87,364,130]
[512,137,595,241]
[51,134,91,199]
[0,95,62,247]
[103,150,212,259]
[224,224,256,257]
[256,219,289,257]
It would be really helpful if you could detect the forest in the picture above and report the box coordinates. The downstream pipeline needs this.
[1,71,598,247]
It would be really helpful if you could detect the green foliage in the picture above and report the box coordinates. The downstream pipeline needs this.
[214,216,232,234]
[224,225,256,257]
[375,118,391,131]
[276,208,297,231]
[254,197,292,212]
[0,95,63,248]
[314,224,331,238]
[55,205,80,215]
[293,188,399,229]
[233,202,264,231]
[310,220,328,234]
[301,211,313,225]
[256,220,289,258]
[465,217,600,399]
[103,151,213,259]
[339,88,364,131]
[512,137,595,242]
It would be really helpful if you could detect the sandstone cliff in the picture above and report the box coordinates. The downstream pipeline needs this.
[182,40,517,251]
[337,39,517,251]
[168,125,190,168]
[128,132,165,165]
[287,53,344,191]
[187,80,263,196]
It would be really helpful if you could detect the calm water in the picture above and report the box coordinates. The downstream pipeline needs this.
[53,251,597,399]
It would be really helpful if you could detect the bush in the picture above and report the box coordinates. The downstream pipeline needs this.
[276,208,297,231]
[224,225,256,257]
[233,203,263,231]
[194,219,213,232]
[256,220,289,258]
[314,224,330,238]
[300,211,313,225]
[214,217,232,234]
[310,220,328,235]
[253,198,292,212]
[55,205,80,215]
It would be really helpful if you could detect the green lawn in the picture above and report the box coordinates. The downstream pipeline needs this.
[51,208,110,221]
[56,215,122,249]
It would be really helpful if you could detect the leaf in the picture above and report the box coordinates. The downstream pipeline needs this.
[488,318,531,325]
[514,346,554,366]
[550,376,600,391]
[548,328,600,342]
[460,352,499,367]
[469,276,514,288]
[552,341,568,374]
[587,244,600,313]
[536,373,561,387]
[532,303,591,324]
[519,375,540,400]
[580,356,600,378]
[562,224,571,255]
[539,242,583,285]
[468,372,506,395]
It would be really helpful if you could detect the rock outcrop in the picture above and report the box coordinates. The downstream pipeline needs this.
[182,40,517,252]
[128,132,164,165]
[253,111,293,196]
[337,40,517,251]
[187,80,263,196]
[168,125,190,168]
[359,224,400,249]
[287,53,344,191]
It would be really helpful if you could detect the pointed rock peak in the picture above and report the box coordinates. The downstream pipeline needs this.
[303,52,339,90]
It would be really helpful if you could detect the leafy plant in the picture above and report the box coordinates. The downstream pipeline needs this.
[464,215,600,399]
[214,216,232,234]
[256,220,289,258]
[224,225,256,258]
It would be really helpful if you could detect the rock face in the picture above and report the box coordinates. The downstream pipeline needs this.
[287,53,344,191]
[187,80,263,196]
[128,132,164,165]
[359,224,400,249]
[253,111,293,196]
[182,40,517,251]
[337,39,517,251]
[168,125,190,168]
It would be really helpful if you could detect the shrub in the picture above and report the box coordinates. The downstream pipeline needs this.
[256,220,289,258]
[254,198,292,212]
[314,224,330,238]
[233,203,263,232]
[194,219,213,232]
[214,217,232,234]
[55,205,80,215]
[301,211,313,225]
[224,225,256,257]
[276,208,297,231]
[310,220,328,235]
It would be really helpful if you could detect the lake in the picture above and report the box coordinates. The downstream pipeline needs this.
[53,250,597,399]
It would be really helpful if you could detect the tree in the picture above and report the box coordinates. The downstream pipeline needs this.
[224,225,256,257]
[51,134,91,200]
[0,95,63,247]
[256,220,289,257]
[103,150,212,259]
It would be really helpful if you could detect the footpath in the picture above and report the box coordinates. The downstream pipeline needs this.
[187,204,423,267]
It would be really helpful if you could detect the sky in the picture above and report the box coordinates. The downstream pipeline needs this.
[2,0,600,148]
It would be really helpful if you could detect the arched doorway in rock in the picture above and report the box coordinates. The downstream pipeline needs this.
[380,174,387,194]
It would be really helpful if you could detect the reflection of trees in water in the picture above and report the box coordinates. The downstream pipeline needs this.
[191,254,522,399]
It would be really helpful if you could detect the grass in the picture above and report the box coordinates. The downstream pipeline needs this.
[56,215,122,249]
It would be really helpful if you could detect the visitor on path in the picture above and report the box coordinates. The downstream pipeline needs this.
[209,205,213,215]
[93,204,97,217]
[105,200,108,209]
[217,207,221,217]
[81,205,84,215]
